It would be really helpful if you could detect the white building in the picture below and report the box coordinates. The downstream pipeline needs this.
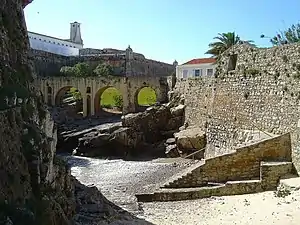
[176,58,216,79]
[28,22,83,56]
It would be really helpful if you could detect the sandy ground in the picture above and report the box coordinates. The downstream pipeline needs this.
[139,190,300,225]
[66,156,300,225]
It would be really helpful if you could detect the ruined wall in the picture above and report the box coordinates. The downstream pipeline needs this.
[174,43,300,172]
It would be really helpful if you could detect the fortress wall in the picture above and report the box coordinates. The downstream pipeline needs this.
[174,43,300,172]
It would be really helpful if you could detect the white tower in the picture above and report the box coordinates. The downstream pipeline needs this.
[70,21,83,45]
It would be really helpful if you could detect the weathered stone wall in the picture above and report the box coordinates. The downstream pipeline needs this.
[174,43,300,172]
[166,133,292,188]
[30,49,126,77]
[131,58,175,77]
[31,48,174,77]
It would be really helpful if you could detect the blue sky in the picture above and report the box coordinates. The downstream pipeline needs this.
[24,0,300,64]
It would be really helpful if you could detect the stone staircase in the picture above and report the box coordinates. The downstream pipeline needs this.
[136,161,295,202]
[162,159,205,188]
[136,133,297,202]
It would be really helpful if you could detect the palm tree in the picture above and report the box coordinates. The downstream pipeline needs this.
[205,32,254,59]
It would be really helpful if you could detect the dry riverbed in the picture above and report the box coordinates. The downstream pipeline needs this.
[66,156,300,225]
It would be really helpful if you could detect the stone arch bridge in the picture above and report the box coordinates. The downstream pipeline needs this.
[36,76,170,116]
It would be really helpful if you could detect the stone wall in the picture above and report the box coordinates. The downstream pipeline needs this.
[166,133,292,188]
[31,48,174,77]
[30,49,126,77]
[131,58,175,77]
[174,43,300,172]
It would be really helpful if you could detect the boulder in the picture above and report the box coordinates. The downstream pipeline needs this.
[170,104,185,117]
[165,144,180,157]
[122,105,172,143]
[165,138,176,145]
[174,128,206,153]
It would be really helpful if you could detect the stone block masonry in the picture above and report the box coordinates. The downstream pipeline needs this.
[174,42,300,173]
[164,133,292,188]
[136,133,294,202]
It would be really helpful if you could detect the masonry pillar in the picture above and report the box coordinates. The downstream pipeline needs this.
[82,94,87,117]
[90,94,95,116]
[121,77,135,114]
[43,84,48,104]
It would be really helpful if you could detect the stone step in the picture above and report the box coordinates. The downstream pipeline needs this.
[136,160,297,203]
[163,159,205,188]
[136,179,262,202]
[279,177,300,191]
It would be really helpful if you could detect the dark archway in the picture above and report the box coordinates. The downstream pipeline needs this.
[55,86,83,119]
[94,86,123,116]
[86,95,91,116]
[135,86,157,111]
[47,86,52,106]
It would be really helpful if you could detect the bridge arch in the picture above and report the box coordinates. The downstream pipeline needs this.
[94,86,123,115]
[134,86,157,111]
[55,86,84,116]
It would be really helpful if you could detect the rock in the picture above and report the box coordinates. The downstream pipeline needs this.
[165,138,176,145]
[174,127,207,153]
[166,116,184,130]
[170,104,185,117]
[122,105,172,143]
[165,144,180,157]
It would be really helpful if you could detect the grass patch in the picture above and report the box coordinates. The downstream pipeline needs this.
[100,87,123,108]
[99,87,157,108]
[137,87,157,106]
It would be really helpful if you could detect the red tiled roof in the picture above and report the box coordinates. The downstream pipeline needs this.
[182,58,216,65]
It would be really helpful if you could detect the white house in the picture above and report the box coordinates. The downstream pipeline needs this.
[176,58,217,79]
[28,22,83,56]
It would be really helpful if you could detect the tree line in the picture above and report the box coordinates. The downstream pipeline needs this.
[60,62,115,77]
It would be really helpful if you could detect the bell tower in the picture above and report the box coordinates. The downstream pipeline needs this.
[70,21,83,45]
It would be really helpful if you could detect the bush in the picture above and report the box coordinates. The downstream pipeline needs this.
[113,94,123,109]
[93,63,114,77]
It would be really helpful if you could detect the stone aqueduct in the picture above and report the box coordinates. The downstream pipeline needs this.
[36,76,169,116]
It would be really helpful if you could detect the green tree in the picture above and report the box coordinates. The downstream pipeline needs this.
[93,63,114,77]
[73,62,91,77]
[205,32,254,59]
[269,23,300,46]
[60,66,74,76]
[60,63,92,77]
[112,94,123,109]
[68,87,82,100]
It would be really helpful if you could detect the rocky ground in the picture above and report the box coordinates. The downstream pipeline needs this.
[66,156,300,225]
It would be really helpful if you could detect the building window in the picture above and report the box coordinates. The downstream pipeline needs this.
[228,54,238,71]
[207,69,213,76]
[86,87,91,94]
[47,86,52,94]
[182,70,188,78]
[195,69,202,77]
